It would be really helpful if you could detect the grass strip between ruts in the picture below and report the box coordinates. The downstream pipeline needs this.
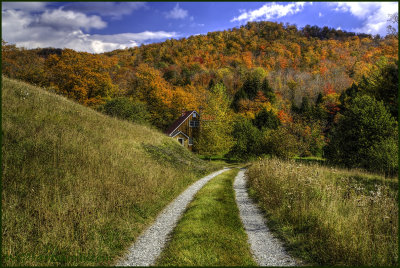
[156,168,257,266]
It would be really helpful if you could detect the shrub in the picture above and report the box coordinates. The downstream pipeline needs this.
[366,135,398,176]
[263,127,299,159]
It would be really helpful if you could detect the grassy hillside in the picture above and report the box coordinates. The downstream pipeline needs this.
[247,158,398,266]
[1,76,221,266]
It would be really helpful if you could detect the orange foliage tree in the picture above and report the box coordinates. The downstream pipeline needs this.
[45,49,117,106]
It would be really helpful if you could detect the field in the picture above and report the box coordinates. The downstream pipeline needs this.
[247,158,398,266]
[1,77,221,265]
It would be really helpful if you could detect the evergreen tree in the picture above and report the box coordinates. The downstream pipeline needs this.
[253,108,280,130]
[311,92,327,121]
[261,78,276,103]
[232,88,248,112]
[207,78,215,90]
[339,83,359,111]
[315,92,323,106]
[299,96,311,115]
[242,76,261,100]
[325,94,397,174]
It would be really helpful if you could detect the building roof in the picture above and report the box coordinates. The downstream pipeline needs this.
[165,110,197,136]
[171,130,190,139]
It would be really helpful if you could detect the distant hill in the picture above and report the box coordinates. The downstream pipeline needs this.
[1,76,220,265]
[106,21,397,100]
[2,21,398,129]
[2,21,397,162]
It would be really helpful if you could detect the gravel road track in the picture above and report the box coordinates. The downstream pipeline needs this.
[234,169,298,266]
[117,168,230,266]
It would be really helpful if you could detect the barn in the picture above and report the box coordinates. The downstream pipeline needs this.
[165,110,200,150]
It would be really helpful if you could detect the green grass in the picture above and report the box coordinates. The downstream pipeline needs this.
[156,168,256,266]
[1,77,222,266]
[293,156,325,165]
[247,158,398,266]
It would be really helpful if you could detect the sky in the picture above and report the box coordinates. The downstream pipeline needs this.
[2,2,398,53]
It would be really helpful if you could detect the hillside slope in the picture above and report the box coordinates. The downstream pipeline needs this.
[1,77,221,265]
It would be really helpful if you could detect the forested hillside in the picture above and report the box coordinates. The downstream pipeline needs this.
[2,21,398,174]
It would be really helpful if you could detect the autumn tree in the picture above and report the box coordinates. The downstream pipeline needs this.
[45,49,117,106]
[130,63,177,129]
[196,83,234,158]
[2,41,47,86]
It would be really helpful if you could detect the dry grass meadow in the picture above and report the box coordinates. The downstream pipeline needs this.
[247,158,398,266]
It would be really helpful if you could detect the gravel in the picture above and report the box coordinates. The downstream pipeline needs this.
[234,169,298,266]
[117,168,230,266]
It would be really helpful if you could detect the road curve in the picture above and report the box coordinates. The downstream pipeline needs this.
[233,169,298,266]
[116,168,230,266]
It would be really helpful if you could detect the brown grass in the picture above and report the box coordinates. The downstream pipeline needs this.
[247,158,398,266]
[1,77,221,265]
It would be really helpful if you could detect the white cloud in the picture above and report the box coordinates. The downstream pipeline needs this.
[319,12,323,17]
[231,2,310,22]
[165,3,188,19]
[2,2,48,12]
[331,2,398,35]
[63,2,147,19]
[39,8,106,31]
[2,4,178,53]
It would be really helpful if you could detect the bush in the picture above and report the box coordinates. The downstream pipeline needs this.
[325,94,397,174]
[227,118,263,160]
[366,136,398,176]
[263,127,300,159]
[101,97,150,124]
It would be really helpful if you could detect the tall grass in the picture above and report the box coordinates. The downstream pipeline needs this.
[247,158,398,266]
[1,77,221,266]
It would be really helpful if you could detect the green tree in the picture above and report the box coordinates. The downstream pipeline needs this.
[299,96,311,116]
[253,108,280,130]
[312,92,327,121]
[261,78,276,103]
[228,118,263,160]
[196,83,234,158]
[339,83,360,111]
[361,60,398,119]
[241,76,261,100]
[367,135,398,176]
[325,94,397,173]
